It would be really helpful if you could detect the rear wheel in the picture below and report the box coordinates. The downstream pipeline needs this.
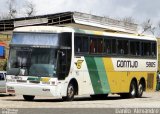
[136,82,144,98]
[128,81,137,98]
[120,81,137,98]
[62,83,75,101]
[23,95,35,101]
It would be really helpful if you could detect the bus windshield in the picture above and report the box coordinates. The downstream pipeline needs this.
[7,32,72,78]
[8,47,58,77]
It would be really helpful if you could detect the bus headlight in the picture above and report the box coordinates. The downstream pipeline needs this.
[50,81,57,86]
[7,86,14,90]
[41,82,50,85]
[6,79,16,82]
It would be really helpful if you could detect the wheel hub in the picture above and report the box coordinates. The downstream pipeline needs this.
[68,85,74,98]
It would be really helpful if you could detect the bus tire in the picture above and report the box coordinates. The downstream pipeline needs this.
[128,81,137,98]
[136,82,144,98]
[23,95,35,101]
[62,83,75,101]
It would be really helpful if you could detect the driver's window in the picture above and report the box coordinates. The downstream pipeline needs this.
[57,49,71,80]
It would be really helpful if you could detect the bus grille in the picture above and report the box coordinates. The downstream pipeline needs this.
[29,81,40,84]
[147,73,154,89]
[17,80,27,83]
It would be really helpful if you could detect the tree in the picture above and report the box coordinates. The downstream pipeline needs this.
[141,19,156,35]
[157,21,160,31]
[0,13,10,20]
[7,0,17,19]
[25,0,36,17]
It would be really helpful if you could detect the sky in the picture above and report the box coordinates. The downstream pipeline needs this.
[0,0,160,35]
[0,0,160,23]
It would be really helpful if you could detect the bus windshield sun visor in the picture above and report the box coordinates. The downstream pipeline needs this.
[11,32,59,46]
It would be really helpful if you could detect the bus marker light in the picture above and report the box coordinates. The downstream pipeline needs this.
[50,81,57,85]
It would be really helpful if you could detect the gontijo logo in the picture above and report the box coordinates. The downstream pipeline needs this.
[75,60,84,69]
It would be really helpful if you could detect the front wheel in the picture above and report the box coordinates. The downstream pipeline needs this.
[62,83,75,101]
[23,95,35,101]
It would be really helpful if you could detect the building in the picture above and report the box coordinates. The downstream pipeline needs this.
[0,11,138,70]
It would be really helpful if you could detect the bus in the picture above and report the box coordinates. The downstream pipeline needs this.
[6,26,157,101]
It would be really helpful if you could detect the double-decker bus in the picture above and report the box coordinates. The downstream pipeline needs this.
[6,26,157,101]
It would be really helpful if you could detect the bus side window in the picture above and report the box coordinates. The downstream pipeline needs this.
[151,42,156,57]
[112,39,116,54]
[118,40,128,55]
[90,39,95,53]
[130,41,140,56]
[104,39,112,54]
[82,36,89,53]
[97,38,103,53]
[75,35,89,54]
[75,36,82,53]
[90,37,103,54]
[142,42,151,56]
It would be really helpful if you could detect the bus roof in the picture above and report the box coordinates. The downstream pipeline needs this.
[14,26,156,41]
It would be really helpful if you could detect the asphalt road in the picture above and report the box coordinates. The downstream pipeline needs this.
[0,92,160,114]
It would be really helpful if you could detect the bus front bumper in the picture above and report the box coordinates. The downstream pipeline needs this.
[6,83,61,97]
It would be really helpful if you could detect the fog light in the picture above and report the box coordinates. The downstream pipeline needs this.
[7,86,14,90]
[50,81,57,85]
[6,79,16,82]
[7,86,15,93]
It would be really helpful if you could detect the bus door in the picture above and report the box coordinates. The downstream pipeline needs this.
[57,49,71,80]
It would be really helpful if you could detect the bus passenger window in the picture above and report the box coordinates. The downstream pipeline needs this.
[75,36,82,53]
[97,39,103,53]
[112,39,116,54]
[75,35,89,54]
[142,42,151,56]
[104,39,112,54]
[90,39,95,53]
[118,40,128,55]
[130,41,140,56]
[82,36,89,53]
[151,42,156,57]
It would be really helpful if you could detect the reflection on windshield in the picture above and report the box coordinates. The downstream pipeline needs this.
[8,47,57,77]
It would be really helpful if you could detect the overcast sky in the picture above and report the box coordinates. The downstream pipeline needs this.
[0,0,160,25]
